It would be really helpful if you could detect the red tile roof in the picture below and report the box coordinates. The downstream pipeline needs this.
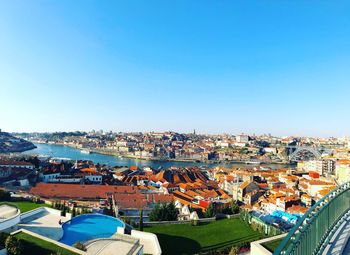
[30,183,140,200]
[0,161,33,166]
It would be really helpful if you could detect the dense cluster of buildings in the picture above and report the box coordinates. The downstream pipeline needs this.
[1,153,349,230]
[25,159,231,221]
[20,131,350,165]
[2,132,350,251]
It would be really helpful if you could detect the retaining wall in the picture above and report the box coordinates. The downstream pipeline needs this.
[131,230,162,255]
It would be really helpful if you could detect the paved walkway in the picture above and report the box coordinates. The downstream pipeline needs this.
[19,210,68,241]
[322,214,350,255]
[85,238,142,255]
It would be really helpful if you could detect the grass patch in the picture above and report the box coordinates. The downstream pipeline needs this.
[262,238,283,253]
[14,232,79,255]
[0,201,49,213]
[144,218,264,255]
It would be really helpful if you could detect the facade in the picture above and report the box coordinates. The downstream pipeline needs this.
[236,134,249,143]
[335,160,350,184]
[0,161,34,170]
[301,160,335,176]
[237,181,260,202]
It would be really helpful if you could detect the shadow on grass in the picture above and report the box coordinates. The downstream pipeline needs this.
[201,233,261,252]
[19,239,56,255]
[156,233,201,255]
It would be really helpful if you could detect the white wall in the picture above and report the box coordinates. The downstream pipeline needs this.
[250,234,287,255]
[0,212,20,232]
[131,230,162,255]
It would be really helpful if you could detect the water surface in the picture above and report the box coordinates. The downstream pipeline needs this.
[23,143,290,169]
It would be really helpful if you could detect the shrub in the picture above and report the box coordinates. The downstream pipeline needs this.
[205,204,215,218]
[149,203,178,221]
[73,242,86,251]
[61,204,66,217]
[5,236,23,255]
[139,209,144,231]
[190,219,199,226]
[0,190,11,201]
[131,220,138,228]
[228,246,239,255]
[220,200,240,215]
[0,232,9,247]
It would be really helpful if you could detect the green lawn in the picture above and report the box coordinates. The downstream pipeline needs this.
[0,201,49,213]
[144,219,264,255]
[262,238,283,253]
[14,232,79,255]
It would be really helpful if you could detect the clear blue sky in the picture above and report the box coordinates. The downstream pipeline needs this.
[1,1,350,137]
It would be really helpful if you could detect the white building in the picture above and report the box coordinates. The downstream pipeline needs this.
[236,134,249,143]
[302,160,335,176]
[84,175,103,184]
[41,173,61,183]
[0,161,34,170]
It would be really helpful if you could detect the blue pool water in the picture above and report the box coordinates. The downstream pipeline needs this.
[60,214,125,246]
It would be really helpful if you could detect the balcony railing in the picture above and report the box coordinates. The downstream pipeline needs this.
[274,182,350,255]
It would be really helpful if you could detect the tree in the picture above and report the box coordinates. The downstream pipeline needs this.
[149,203,179,221]
[27,156,40,168]
[0,190,11,201]
[205,204,215,218]
[61,202,66,217]
[165,203,178,221]
[139,209,143,231]
[5,236,23,255]
[149,203,161,221]
[72,205,76,217]
[231,201,240,214]
[221,200,240,215]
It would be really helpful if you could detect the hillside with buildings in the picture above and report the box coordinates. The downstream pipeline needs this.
[0,130,36,153]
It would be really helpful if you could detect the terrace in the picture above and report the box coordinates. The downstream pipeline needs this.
[145,218,264,255]
[18,207,69,240]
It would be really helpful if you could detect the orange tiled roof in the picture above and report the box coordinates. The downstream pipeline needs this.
[30,183,140,199]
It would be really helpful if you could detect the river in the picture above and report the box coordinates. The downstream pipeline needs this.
[22,143,291,169]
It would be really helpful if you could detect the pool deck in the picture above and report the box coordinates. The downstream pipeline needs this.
[19,210,69,241]
[85,235,143,255]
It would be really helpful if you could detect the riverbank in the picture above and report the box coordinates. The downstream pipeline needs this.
[22,143,293,169]
[0,132,37,153]
[31,141,290,166]
[0,144,37,153]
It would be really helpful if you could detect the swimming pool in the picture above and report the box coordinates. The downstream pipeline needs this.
[60,214,125,246]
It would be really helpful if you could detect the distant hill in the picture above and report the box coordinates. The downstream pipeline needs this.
[0,130,36,153]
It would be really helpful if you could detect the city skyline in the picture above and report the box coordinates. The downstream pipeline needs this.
[5,128,350,140]
[1,1,350,137]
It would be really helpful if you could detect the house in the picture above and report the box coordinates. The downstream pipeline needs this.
[286,205,309,215]
[237,181,259,202]
[178,205,191,221]
[301,194,312,207]
[276,196,300,212]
